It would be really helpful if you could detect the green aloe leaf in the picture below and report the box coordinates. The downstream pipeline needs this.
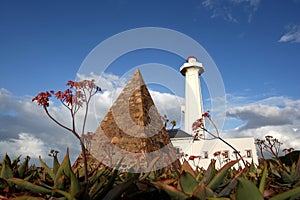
[205,159,217,184]
[11,155,21,168]
[53,174,68,191]
[153,181,189,200]
[140,155,161,180]
[39,156,54,180]
[180,159,196,178]
[88,167,107,188]
[103,174,138,200]
[92,169,118,200]
[53,153,60,175]
[93,159,123,199]
[54,149,71,184]
[7,177,51,194]
[192,183,215,199]
[69,166,81,199]
[269,161,281,177]
[207,159,240,190]
[10,196,44,200]
[269,186,300,200]
[89,175,108,198]
[1,154,13,179]
[53,189,72,200]
[17,156,30,179]
[0,177,8,188]
[179,171,199,195]
[218,166,245,197]
[279,169,293,183]
[259,161,268,194]
[236,177,263,200]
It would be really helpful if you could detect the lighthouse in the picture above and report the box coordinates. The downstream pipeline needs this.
[170,56,258,170]
[180,56,204,136]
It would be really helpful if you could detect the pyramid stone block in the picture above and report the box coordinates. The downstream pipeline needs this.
[90,69,178,172]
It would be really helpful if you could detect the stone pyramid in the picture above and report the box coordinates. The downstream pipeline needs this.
[90,69,178,172]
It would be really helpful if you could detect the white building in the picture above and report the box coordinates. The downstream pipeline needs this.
[169,56,259,169]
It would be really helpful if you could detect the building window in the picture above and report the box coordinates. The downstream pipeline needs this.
[232,150,240,159]
[223,151,229,158]
[204,151,208,159]
[246,150,252,158]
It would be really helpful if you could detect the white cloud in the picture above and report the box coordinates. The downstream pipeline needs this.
[150,90,184,129]
[227,104,297,129]
[76,72,127,93]
[279,25,300,43]
[202,0,260,22]
[0,133,50,159]
[221,95,300,154]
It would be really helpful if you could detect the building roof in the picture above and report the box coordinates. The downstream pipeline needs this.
[167,128,193,139]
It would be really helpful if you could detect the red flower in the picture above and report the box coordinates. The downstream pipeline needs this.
[188,155,201,161]
[221,152,228,157]
[213,151,221,157]
[192,118,204,132]
[32,90,54,107]
[202,111,211,118]
[66,80,75,88]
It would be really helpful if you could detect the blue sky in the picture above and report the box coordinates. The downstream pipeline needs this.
[1,0,300,162]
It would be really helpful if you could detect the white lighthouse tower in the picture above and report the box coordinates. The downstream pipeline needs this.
[180,56,204,136]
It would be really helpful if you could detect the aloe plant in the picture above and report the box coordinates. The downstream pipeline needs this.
[1,150,300,199]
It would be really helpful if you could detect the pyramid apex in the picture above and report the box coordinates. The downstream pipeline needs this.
[134,68,141,74]
[131,68,144,86]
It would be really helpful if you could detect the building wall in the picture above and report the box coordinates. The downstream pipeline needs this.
[171,137,259,169]
[171,138,194,155]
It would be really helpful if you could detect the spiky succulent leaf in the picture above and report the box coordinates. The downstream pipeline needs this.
[7,177,51,194]
[103,174,138,200]
[179,171,198,195]
[207,159,240,190]
[152,181,189,200]
[205,159,217,184]
[269,186,300,200]
[53,189,72,200]
[53,153,60,175]
[259,161,268,194]
[180,159,196,178]
[54,149,71,184]
[236,177,263,200]
[192,183,215,199]
[140,155,161,180]
[0,177,8,188]
[39,156,54,180]
[10,196,44,200]
[1,154,13,179]
[69,166,81,199]
[17,156,30,179]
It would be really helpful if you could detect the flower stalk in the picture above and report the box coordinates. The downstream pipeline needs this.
[192,111,246,167]
[32,80,101,185]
